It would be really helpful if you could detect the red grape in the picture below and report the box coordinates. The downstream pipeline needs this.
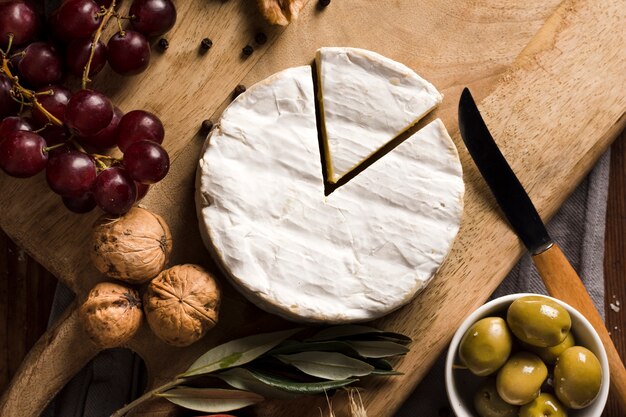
[130,0,177,37]
[116,110,164,151]
[62,193,97,213]
[123,140,169,184]
[0,1,38,48]
[107,30,151,76]
[40,125,70,147]
[65,89,113,137]
[0,116,33,142]
[17,42,64,88]
[80,107,122,149]
[46,150,97,197]
[0,131,48,178]
[51,0,101,41]
[135,182,149,200]
[94,167,137,215]
[66,38,108,78]
[0,73,18,119]
[32,85,72,126]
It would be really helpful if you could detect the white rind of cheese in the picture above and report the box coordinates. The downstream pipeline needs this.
[196,66,464,323]
[316,47,443,183]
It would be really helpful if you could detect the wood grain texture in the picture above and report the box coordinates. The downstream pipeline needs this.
[604,130,626,417]
[1,0,625,416]
[0,232,56,393]
[533,244,626,411]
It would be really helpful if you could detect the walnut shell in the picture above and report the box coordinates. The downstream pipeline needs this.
[79,282,143,348]
[257,0,306,26]
[144,264,221,347]
[91,207,173,284]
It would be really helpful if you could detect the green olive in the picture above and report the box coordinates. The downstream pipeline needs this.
[496,352,548,405]
[459,317,513,376]
[527,332,575,364]
[519,393,568,417]
[474,379,519,417]
[554,346,602,409]
[507,296,571,347]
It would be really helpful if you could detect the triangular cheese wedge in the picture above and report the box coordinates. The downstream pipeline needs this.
[316,47,443,183]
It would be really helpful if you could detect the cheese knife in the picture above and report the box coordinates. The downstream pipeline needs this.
[458,87,626,411]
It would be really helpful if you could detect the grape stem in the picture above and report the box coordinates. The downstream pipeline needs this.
[91,153,120,161]
[0,50,63,126]
[70,139,109,170]
[109,378,186,417]
[43,143,67,153]
[82,1,118,89]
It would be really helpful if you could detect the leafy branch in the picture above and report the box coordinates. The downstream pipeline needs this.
[110,325,412,416]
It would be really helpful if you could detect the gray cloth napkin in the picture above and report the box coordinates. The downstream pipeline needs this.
[45,150,611,417]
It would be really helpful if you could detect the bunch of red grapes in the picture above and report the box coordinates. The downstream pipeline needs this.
[0,0,177,215]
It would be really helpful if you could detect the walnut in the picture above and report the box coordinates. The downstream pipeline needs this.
[144,264,221,347]
[91,207,173,284]
[79,282,143,348]
[257,0,307,26]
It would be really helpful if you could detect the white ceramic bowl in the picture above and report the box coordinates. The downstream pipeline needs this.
[445,293,609,417]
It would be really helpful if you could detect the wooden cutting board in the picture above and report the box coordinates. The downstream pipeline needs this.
[1,0,625,416]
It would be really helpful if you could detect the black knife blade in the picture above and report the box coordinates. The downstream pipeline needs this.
[458,88,553,254]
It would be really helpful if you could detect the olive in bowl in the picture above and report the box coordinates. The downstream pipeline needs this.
[445,294,609,417]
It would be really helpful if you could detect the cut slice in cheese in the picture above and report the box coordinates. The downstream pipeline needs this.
[316,47,443,183]
[196,66,464,323]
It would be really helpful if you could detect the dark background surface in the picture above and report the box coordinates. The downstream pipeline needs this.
[1,131,625,415]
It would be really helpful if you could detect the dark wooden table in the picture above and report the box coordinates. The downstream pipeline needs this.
[1,131,625,415]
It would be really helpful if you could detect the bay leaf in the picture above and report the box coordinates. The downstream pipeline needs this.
[269,340,361,356]
[247,369,358,394]
[364,358,403,375]
[158,387,264,413]
[275,351,374,380]
[308,325,412,344]
[345,341,409,358]
[182,328,302,377]
[216,368,297,399]
[366,358,393,371]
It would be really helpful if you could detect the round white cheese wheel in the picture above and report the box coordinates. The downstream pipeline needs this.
[196,65,464,323]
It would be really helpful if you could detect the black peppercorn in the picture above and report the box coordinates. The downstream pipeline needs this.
[242,45,254,57]
[200,38,213,51]
[254,32,268,45]
[318,0,331,7]
[201,119,214,133]
[158,38,169,50]
[232,84,246,100]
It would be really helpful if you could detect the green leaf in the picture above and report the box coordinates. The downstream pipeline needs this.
[269,340,361,356]
[159,387,264,413]
[367,358,393,371]
[364,358,403,375]
[275,352,374,380]
[216,368,297,400]
[182,328,302,377]
[371,369,404,376]
[308,325,412,344]
[345,341,410,358]
[247,369,358,394]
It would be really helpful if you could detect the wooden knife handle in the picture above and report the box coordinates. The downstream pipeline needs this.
[533,243,626,412]
[0,302,101,417]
